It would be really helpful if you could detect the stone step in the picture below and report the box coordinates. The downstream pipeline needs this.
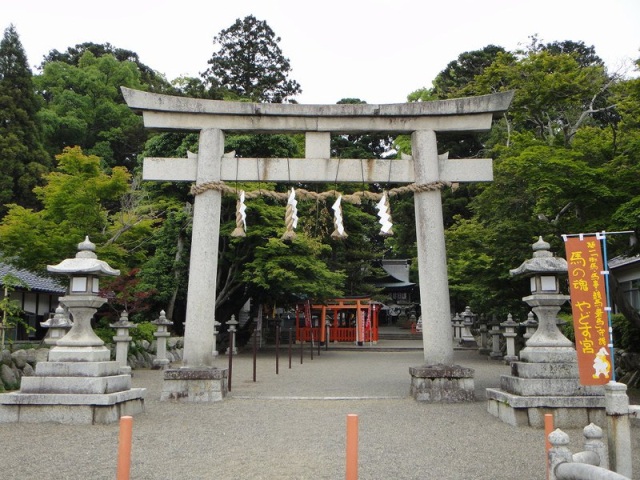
[20,375,132,394]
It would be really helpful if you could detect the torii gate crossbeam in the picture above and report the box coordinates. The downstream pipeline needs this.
[122,87,514,402]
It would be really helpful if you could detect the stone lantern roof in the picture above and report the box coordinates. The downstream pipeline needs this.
[509,236,567,278]
[47,236,120,277]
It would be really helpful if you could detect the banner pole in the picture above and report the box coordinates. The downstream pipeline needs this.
[598,231,617,382]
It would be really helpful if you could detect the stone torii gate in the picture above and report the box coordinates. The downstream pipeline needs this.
[122,87,514,402]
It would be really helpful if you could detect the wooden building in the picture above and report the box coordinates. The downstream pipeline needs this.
[0,263,66,341]
[295,297,380,345]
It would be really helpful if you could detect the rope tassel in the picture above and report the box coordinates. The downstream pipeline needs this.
[281,187,298,241]
[331,195,348,240]
[376,191,394,236]
[231,190,247,237]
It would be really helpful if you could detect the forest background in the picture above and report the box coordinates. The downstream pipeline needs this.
[1,16,639,350]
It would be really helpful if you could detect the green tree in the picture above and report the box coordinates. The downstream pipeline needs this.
[0,24,51,215]
[0,146,154,272]
[466,46,617,147]
[35,50,147,169]
[202,15,302,103]
[40,42,173,94]
[0,273,28,349]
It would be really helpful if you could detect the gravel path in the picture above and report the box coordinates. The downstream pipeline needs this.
[1,346,638,479]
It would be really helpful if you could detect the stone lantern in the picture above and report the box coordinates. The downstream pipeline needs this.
[226,315,239,355]
[459,306,477,347]
[46,236,120,361]
[40,304,72,346]
[0,237,145,424]
[486,236,605,428]
[111,310,136,373]
[508,236,574,363]
[152,310,173,369]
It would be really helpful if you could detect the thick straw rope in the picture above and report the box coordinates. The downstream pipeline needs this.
[190,180,451,203]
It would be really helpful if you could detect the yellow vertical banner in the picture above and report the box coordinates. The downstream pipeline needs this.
[564,236,612,385]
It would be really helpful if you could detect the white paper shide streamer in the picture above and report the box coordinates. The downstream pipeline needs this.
[289,187,298,229]
[231,190,247,237]
[331,195,348,240]
[282,187,299,241]
[376,191,393,236]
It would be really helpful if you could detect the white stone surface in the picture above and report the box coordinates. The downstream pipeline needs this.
[182,129,224,368]
[19,375,131,394]
[122,87,514,133]
[47,346,111,362]
[142,156,494,184]
[412,130,454,365]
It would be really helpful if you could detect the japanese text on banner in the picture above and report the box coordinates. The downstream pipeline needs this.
[565,236,612,385]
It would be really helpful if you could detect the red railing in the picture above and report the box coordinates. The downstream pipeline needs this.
[296,327,377,343]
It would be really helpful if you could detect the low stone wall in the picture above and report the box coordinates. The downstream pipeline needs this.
[0,348,50,392]
[127,337,184,369]
[0,337,185,391]
[617,351,640,389]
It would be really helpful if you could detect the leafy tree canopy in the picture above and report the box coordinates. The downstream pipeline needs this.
[35,51,147,169]
[0,146,155,273]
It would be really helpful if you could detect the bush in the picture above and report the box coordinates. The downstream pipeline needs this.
[132,321,157,344]
[611,314,640,353]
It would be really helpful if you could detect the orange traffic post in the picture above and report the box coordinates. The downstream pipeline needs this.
[346,414,358,480]
[116,415,133,480]
[544,413,553,480]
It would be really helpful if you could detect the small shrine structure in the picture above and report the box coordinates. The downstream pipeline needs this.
[295,297,380,345]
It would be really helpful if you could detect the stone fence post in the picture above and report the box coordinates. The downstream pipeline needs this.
[548,425,629,480]
[605,382,632,478]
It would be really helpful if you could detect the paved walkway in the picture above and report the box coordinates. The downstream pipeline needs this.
[1,341,638,479]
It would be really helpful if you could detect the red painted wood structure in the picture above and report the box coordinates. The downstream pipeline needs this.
[295,297,380,345]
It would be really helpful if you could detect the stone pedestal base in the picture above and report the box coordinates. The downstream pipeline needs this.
[0,360,145,424]
[152,358,170,370]
[486,360,605,428]
[486,388,605,428]
[409,364,475,402]
[161,367,228,402]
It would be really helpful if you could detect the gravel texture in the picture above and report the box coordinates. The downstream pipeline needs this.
[0,343,638,480]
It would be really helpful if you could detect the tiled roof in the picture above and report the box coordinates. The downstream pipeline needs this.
[0,263,66,294]
[608,255,640,270]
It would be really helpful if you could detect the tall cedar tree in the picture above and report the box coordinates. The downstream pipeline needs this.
[202,15,301,103]
[0,24,51,216]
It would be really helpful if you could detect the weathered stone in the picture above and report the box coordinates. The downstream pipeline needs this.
[34,349,50,364]
[22,364,34,376]
[1,364,18,388]
[1,350,12,366]
[409,364,475,403]
[11,350,28,369]
[161,367,228,402]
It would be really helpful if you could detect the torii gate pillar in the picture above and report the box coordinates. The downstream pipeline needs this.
[182,129,223,368]
[413,130,454,365]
